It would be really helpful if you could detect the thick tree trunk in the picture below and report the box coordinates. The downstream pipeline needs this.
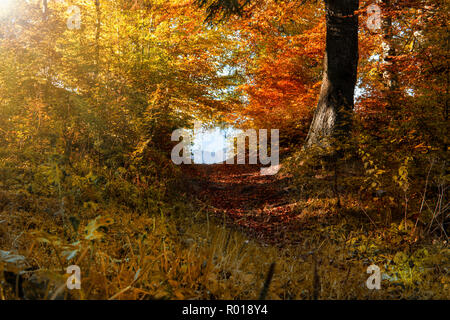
[305,0,359,148]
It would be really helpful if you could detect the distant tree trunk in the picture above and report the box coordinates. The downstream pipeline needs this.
[304,0,359,149]
[381,0,397,89]
[42,0,48,19]
[95,0,101,77]
[381,0,399,115]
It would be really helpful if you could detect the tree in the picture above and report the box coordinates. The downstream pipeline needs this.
[305,0,359,148]
[196,0,360,149]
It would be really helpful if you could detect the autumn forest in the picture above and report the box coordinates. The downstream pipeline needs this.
[0,0,448,302]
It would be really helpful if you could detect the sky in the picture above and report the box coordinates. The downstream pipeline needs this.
[191,126,238,164]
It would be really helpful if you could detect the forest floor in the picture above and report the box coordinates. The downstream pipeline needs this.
[1,162,448,299]
[177,163,449,299]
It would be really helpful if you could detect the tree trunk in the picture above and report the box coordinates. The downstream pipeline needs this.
[305,0,359,148]
[380,0,399,117]
[381,0,397,91]
[95,0,101,77]
[42,0,48,20]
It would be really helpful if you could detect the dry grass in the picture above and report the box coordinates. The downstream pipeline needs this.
[0,191,448,300]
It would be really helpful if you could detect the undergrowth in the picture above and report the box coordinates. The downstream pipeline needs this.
[0,183,448,299]
[0,133,448,300]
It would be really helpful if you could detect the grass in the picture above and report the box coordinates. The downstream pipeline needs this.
[0,187,448,300]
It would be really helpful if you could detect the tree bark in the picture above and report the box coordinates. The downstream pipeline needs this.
[381,0,397,91]
[380,0,399,117]
[304,0,359,149]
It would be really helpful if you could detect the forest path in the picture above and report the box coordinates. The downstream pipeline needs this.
[182,164,334,246]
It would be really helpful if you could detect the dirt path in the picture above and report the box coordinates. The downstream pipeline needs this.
[183,164,333,246]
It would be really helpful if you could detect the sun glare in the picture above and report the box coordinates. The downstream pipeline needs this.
[0,0,14,14]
